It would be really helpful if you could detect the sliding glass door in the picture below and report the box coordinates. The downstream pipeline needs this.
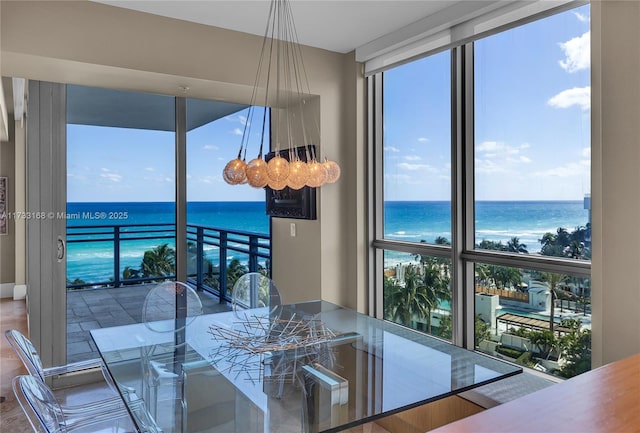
[65,85,176,362]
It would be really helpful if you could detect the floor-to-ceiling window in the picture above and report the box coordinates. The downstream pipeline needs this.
[380,51,453,340]
[371,3,591,379]
[186,100,271,299]
[64,86,272,362]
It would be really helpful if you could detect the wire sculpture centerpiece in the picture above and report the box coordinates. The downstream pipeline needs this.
[207,312,337,393]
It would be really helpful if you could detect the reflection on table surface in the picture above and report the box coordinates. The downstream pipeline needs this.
[91,300,521,433]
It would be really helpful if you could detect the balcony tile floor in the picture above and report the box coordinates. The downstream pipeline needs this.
[66,284,231,363]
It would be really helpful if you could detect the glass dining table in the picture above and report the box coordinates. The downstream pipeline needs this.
[90,300,521,433]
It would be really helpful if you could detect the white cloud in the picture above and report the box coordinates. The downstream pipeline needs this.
[475,158,508,175]
[582,147,591,158]
[203,144,219,151]
[384,146,400,153]
[533,161,589,178]
[67,173,86,181]
[196,175,217,184]
[476,141,525,157]
[477,141,501,152]
[573,11,589,23]
[396,162,435,172]
[418,137,429,142]
[404,155,421,161]
[559,31,590,73]
[100,173,122,182]
[144,167,155,172]
[232,128,243,136]
[548,86,591,111]
[475,141,533,174]
[386,173,430,185]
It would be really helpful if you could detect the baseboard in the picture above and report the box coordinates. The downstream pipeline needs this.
[13,284,26,300]
[0,282,15,299]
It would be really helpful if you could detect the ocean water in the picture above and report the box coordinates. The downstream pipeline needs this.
[384,200,589,252]
[65,200,590,284]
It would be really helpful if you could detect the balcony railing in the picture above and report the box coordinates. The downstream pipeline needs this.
[66,223,271,303]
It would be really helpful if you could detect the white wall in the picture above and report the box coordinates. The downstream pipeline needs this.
[591,0,640,367]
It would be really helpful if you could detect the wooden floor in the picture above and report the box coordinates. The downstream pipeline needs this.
[0,298,31,433]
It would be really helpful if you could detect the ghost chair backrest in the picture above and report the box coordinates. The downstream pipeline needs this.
[13,374,66,433]
[13,374,132,433]
[231,272,282,319]
[142,281,204,335]
[5,329,46,382]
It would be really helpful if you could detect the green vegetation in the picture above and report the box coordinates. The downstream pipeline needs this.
[503,320,591,378]
[141,243,175,280]
[383,250,451,337]
[557,318,592,377]
[496,346,524,359]
[383,225,591,379]
[475,314,492,347]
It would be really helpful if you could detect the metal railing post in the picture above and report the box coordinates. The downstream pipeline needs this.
[219,231,228,303]
[249,235,258,273]
[196,227,204,291]
[113,226,121,288]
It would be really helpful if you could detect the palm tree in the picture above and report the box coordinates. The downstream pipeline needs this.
[417,261,451,334]
[141,243,175,280]
[475,263,491,288]
[122,266,140,282]
[434,236,451,246]
[227,258,249,289]
[506,237,528,254]
[477,239,505,251]
[386,264,430,327]
[540,272,568,332]
[566,240,585,259]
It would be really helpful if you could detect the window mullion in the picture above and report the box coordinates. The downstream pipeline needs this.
[452,43,476,349]
[462,42,477,350]
[369,73,385,318]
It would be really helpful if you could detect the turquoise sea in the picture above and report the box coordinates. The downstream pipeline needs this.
[66,200,590,284]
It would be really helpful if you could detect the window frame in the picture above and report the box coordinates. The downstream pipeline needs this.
[368,10,591,352]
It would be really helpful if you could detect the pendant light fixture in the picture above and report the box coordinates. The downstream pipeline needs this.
[222,0,340,190]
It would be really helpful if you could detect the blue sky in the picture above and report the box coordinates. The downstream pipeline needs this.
[67,4,590,203]
[67,108,266,202]
[383,4,590,201]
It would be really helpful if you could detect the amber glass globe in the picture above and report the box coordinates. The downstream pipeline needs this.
[223,158,247,185]
[306,160,328,187]
[245,157,269,188]
[268,177,288,191]
[287,160,310,190]
[267,155,290,182]
[323,159,341,183]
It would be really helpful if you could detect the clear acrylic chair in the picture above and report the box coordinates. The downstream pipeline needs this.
[140,281,203,420]
[231,272,282,319]
[5,329,127,408]
[12,374,135,433]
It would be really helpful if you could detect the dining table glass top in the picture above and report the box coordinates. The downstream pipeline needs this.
[90,300,521,433]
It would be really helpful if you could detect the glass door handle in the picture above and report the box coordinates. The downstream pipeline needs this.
[57,237,65,261]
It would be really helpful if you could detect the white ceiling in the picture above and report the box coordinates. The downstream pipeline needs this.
[92,0,460,53]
